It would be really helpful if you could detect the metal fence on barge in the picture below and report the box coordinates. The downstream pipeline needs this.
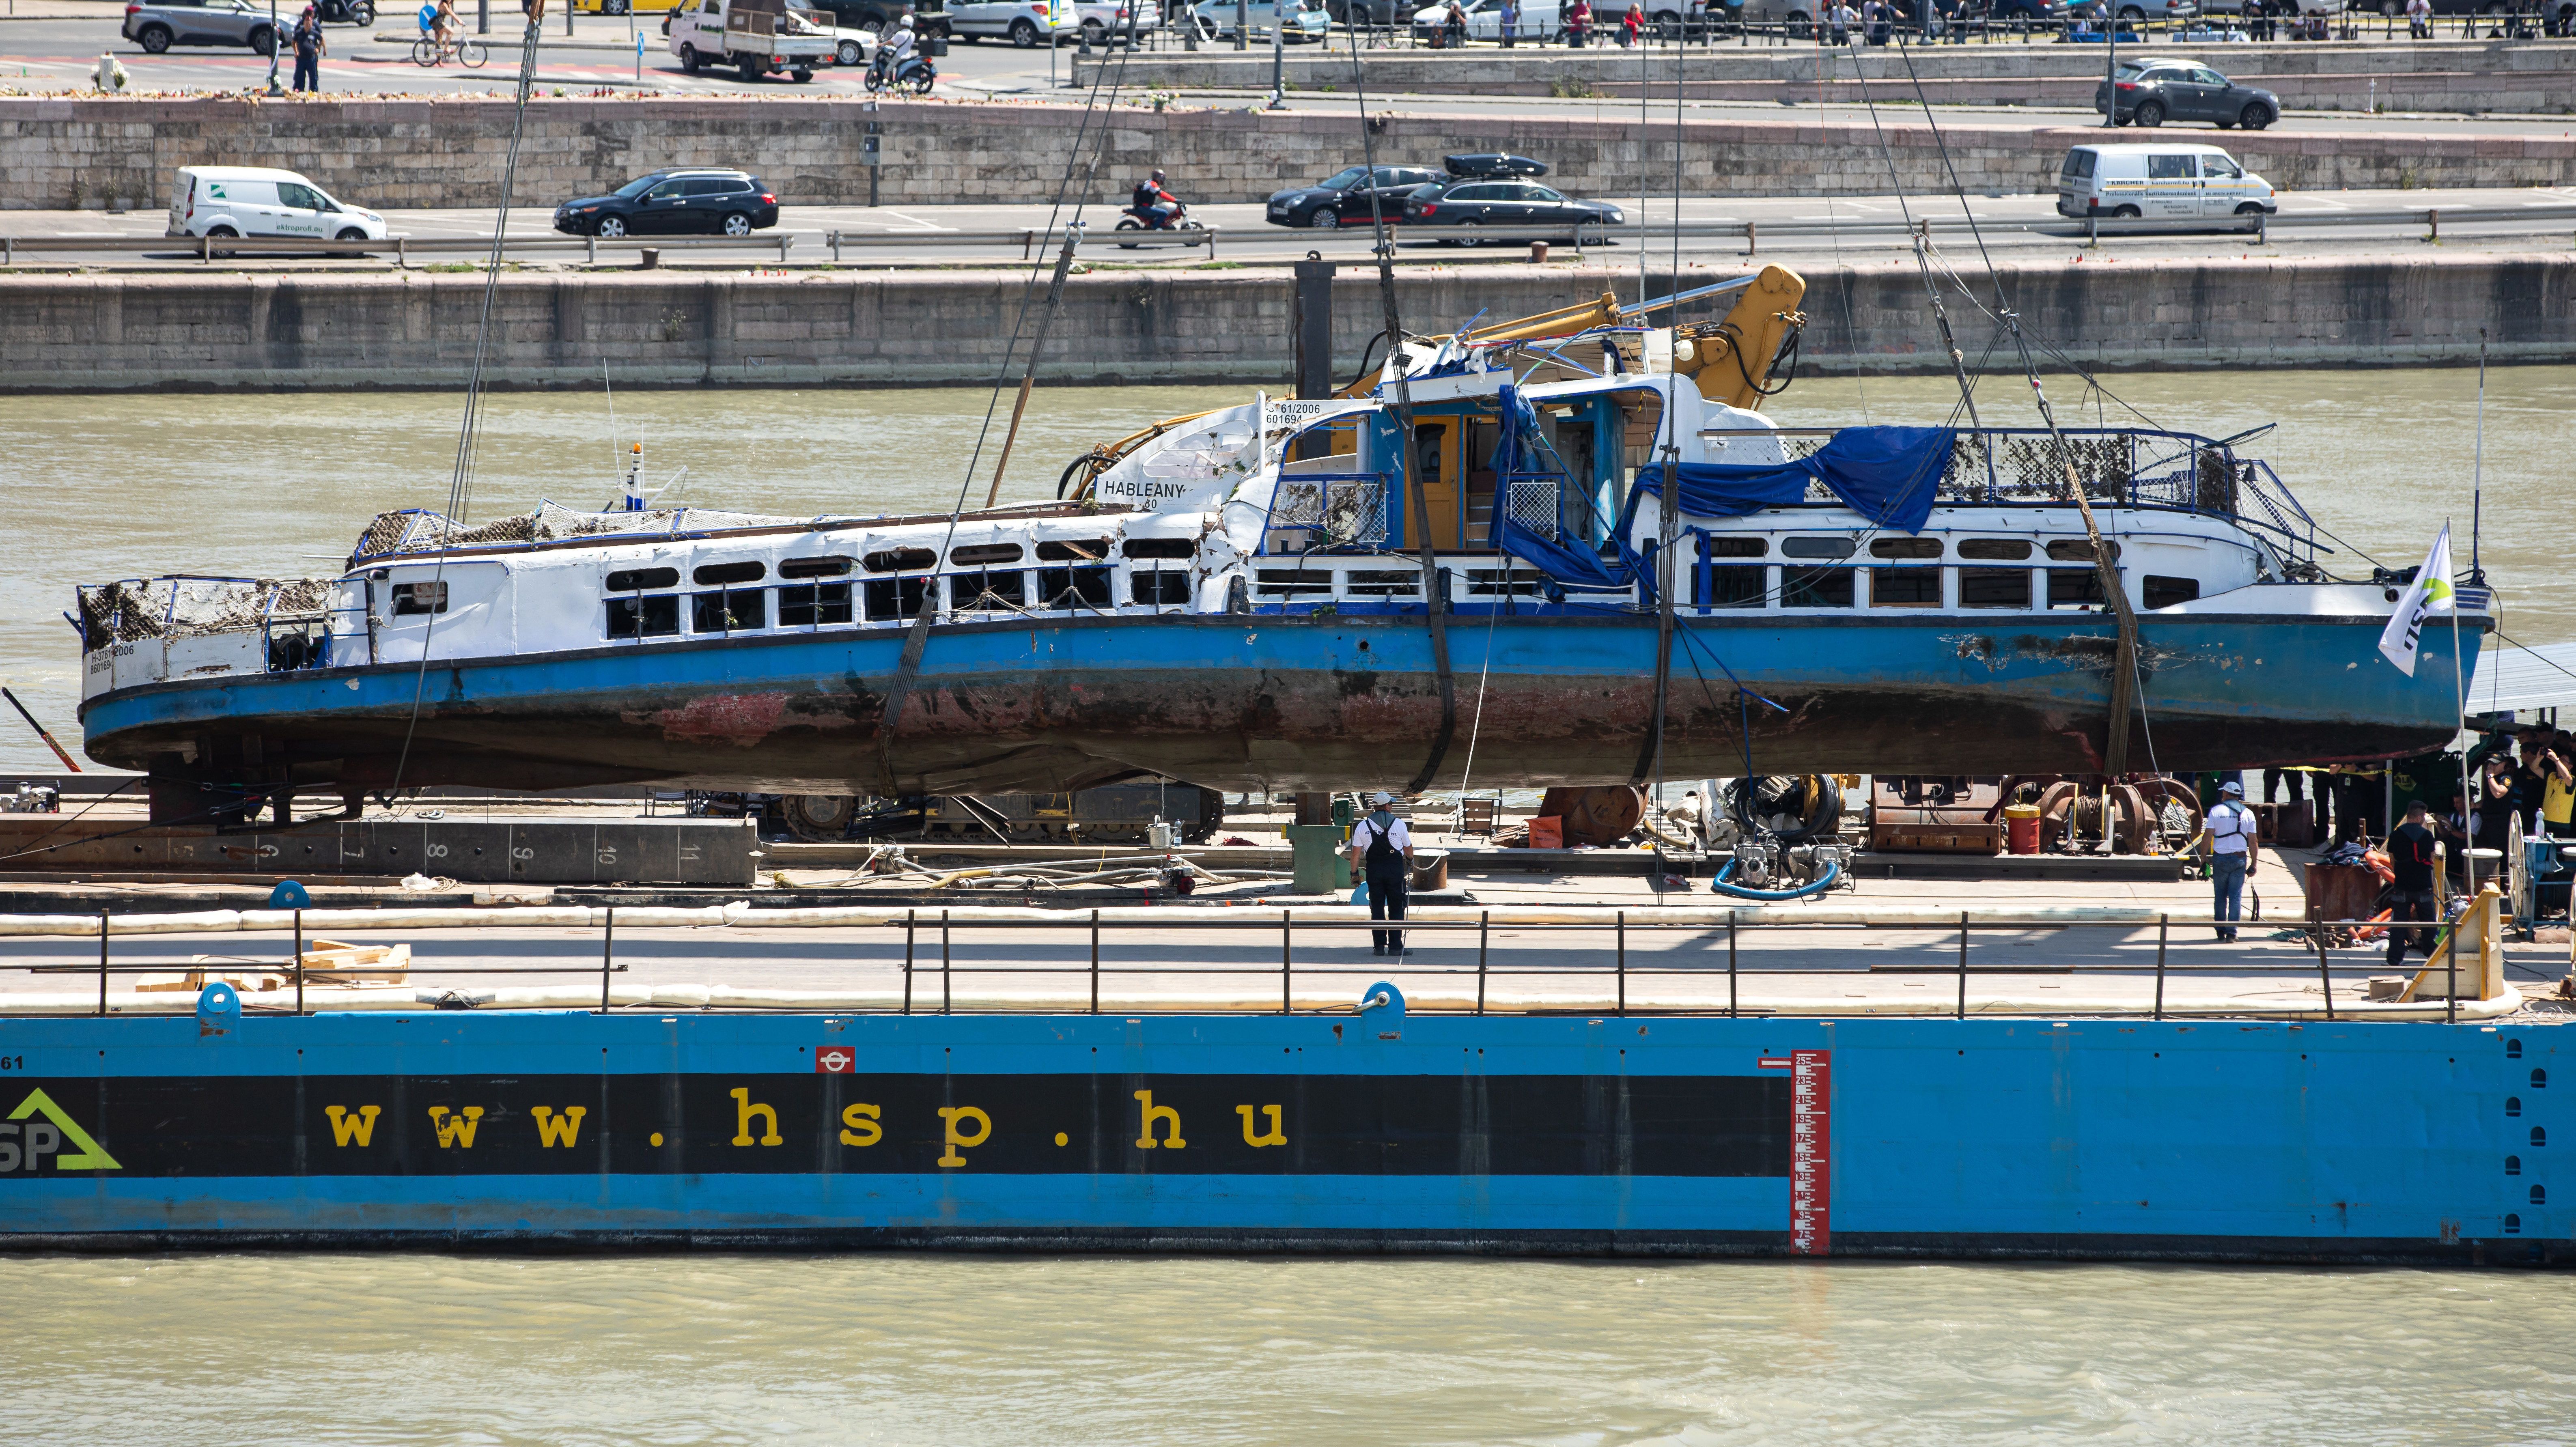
[4,904,2511,1025]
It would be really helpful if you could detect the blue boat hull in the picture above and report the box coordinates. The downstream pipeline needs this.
[0,1008,2559,1265]
[80,608,2481,798]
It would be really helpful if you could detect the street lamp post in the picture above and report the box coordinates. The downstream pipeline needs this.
[265,0,284,93]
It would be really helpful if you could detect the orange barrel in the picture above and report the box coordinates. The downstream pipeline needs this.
[2005,803,2042,855]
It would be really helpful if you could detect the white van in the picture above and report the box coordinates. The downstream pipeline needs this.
[2056,144,2276,222]
[167,166,390,241]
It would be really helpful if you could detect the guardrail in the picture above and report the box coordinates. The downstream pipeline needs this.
[4,205,2566,269]
[0,898,2519,1023]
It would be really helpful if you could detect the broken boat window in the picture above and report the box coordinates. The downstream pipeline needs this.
[1123,538,1197,560]
[950,543,1024,567]
[778,582,855,627]
[2143,575,2201,609]
[1696,565,1765,609]
[606,594,681,638]
[1465,570,1542,597]
[864,575,929,620]
[949,571,1027,610]
[779,556,854,579]
[1870,568,1943,608]
[606,566,681,592]
[1781,537,1857,560]
[1957,539,2032,562]
[1959,567,2032,609]
[1253,569,1335,597]
[1036,539,1111,562]
[1781,567,1855,608]
[1038,566,1114,609]
[1703,536,1765,558]
[1133,571,1193,607]
[390,581,448,616]
[1869,538,1942,560]
[2047,568,2107,608]
[1345,570,1421,597]
[693,561,767,586]
[864,547,937,573]
[2045,539,2118,563]
[691,588,767,632]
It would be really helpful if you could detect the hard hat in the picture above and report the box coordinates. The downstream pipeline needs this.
[1372,791,1394,805]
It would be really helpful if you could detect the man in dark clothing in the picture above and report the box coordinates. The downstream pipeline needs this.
[2385,801,2442,969]
[291,4,325,92]
[1345,790,1415,956]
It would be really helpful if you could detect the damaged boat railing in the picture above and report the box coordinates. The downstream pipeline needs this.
[9,904,2509,1024]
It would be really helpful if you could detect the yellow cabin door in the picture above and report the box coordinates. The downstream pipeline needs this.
[1406,420,1461,551]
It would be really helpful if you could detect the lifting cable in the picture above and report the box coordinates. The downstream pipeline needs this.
[873,33,1139,798]
[1630,37,1691,792]
[1346,25,1458,798]
[1891,32,2142,775]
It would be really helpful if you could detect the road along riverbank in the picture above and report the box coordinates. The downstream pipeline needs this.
[1090,38,2576,115]
[6,96,2575,213]
[3,252,2567,390]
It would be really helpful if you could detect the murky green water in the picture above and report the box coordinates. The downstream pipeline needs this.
[4,366,2570,771]
[3,1252,2571,1445]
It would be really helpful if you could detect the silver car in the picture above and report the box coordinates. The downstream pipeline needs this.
[123,0,282,54]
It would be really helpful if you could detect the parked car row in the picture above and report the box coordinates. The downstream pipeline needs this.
[1266,154,1625,242]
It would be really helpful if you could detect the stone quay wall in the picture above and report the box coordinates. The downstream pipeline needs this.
[4,95,2573,215]
[1,253,2566,392]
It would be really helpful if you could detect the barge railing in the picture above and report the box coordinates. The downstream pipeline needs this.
[4,898,2514,1023]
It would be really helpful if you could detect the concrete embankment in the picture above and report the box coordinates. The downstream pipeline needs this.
[5,96,2573,214]
[1089,39,2576,115]
[3,253,2567,390]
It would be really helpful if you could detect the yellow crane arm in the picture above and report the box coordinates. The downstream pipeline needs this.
[1673,265,1809,413]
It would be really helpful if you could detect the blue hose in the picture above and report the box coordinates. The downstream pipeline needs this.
[1708,858,1844,901]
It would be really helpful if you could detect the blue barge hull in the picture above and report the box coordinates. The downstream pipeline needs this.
[0,1004,2561,1266]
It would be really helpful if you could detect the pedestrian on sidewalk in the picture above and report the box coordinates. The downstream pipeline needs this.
[1829,0,1855,43]
[2404,0,2431,36]
[1346,791,1417,957]
[1566,0,1591,45]
[291,3,325,91]
[2205,779,2257,942]
[2385,800,2442,968]
[1620,0,1642,44]
[1500,0,1520,45]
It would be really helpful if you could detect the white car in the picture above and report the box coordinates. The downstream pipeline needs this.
[1188,0,1332,39]
[948,0,1078,45]
[1409,0,1561,39]
[166,166,389,242]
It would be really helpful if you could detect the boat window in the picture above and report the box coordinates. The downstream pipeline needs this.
[390,581,448,616]
[1133,571,1193,607]
[864,547,936,573]
[1038,565,1114,609]
[864,575,929,620]
[2045,539,2118,563]
[605,594,680,638]
[1703,536,1764,558]
[1346,570,1421,597]
[777,582,855,628]
[1871,568,1942,608]
[1958,539,2031,562]
[1254,569,1335,597]
[1781,567,1854,608]
[2508,1156,2523,1176]
[2143,575,2201,609]
[1696,565,1765,609]
[950,571,1026,611]
[1036,538,1111,562]
[691,588,766,632]
[779,556,854,579]
[1781,537,1856,560]
[1869,538,1942,560]
[1465,569,1543,596]
[951,543,1024,567]
[1124,538,1197,560]
[1959,567,2032,609]
[694,560,766,586]
[2047,569,2106,608]
[606,566,680,591]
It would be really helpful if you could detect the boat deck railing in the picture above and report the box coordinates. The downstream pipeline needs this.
[0,904,2517,1024]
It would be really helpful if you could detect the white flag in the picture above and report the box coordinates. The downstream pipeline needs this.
[2376,525,2457,678]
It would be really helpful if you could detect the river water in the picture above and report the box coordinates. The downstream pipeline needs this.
[5,1251,2572,1444]
[4,364,2569,773]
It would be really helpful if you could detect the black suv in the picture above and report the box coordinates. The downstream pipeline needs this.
[1264,164,1445,230]
[554,169,780,239]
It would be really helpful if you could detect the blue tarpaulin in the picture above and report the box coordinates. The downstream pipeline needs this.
[1488,384,1629,589]
[1632,424,1957,535]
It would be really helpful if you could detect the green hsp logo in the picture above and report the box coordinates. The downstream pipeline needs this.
[0,1088,123,1173]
